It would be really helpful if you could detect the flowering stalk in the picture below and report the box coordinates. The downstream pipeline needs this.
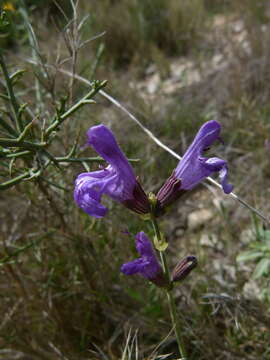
[150,216,187,360]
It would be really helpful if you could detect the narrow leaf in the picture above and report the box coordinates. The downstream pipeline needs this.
[236,251,263,262]
[0,116,18,137]
[252,258,270,279]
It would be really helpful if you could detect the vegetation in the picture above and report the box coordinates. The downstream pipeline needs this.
[1,0,270,359]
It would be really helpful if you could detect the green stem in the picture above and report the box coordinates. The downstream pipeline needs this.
[151,217,187,360]
[19,1,43,113]
[44,80,107,140]
[0,138,46,150]
[0,53,23,132]
[0,171,30,190]
[166,290,187,360]
[0,116,18,137]
[54,156,139,163]
[5,150,32,158]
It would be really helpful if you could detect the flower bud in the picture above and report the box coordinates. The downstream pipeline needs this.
[172,255,197,282]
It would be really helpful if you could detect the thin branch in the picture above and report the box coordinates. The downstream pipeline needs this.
[44,80,107,139]
[0,53,23,131]
[54,156,139,163]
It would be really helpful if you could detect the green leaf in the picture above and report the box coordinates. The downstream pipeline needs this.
[10,69,27,84]
[236,251,263,262]
[252,258,270,279]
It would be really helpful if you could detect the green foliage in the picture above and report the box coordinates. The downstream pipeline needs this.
[237,227,270,280]
[0,53,107,190]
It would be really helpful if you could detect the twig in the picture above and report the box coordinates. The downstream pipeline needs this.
[54,156,139,163]
[0,53,23,131]
[19,1,44,113]
[44,80,107,139]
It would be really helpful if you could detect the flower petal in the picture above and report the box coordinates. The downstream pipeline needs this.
[74,124,149,217]
[121,232,162,279]
[204,157,233,193]
[121,232,168,287]
[219,165,233,194]
[204,157,226,170]
[174,120,233,193]
[121,258,150,275]
[135,231,155,258]
[87,125,136,190]
[74,167,117,218]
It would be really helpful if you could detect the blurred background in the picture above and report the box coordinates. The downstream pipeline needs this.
[0,0,270,359]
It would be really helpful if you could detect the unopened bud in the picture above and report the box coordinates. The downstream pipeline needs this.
[148,192,158,209]
[172,255,197,282]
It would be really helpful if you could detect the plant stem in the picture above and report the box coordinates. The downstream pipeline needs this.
[44,80,107,139]
[0,138,46,150]
[0,53,23,132]
[166,289,187,360]
[0,171,31,190]
[151,217,187,360]
[54,156,139,163]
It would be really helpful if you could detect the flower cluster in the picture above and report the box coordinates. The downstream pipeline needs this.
[75,121,232,219]
[74,120,233,285]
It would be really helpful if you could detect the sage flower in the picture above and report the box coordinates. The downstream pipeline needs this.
[157,120,233,210]
[121,232,168,287]
[74,125,149,218]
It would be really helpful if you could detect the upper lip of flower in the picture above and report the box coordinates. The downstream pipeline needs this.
[74,124,149,218]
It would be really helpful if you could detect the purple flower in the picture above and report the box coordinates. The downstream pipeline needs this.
[157,120,233,210]
[121,232,168,287]
[74,125,150,218]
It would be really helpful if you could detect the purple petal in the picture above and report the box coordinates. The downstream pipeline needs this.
[74,125,138,218]
[204,157,233,193]
[135,231,155,258]
[204,157,226,171]
[219,166,233,194]
[121,258,150,275]
[74,169,115,218]
[175,120,233,193]
[87,125,136,189]
[121,232,162,280]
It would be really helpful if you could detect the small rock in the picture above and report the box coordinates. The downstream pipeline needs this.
[240,228,255,245]
[145,64,157,75]
[146,73,160,94]
[243,279,261,299]
[188,209,214,230]
[200,233,223,250]
[175,228,184,237]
